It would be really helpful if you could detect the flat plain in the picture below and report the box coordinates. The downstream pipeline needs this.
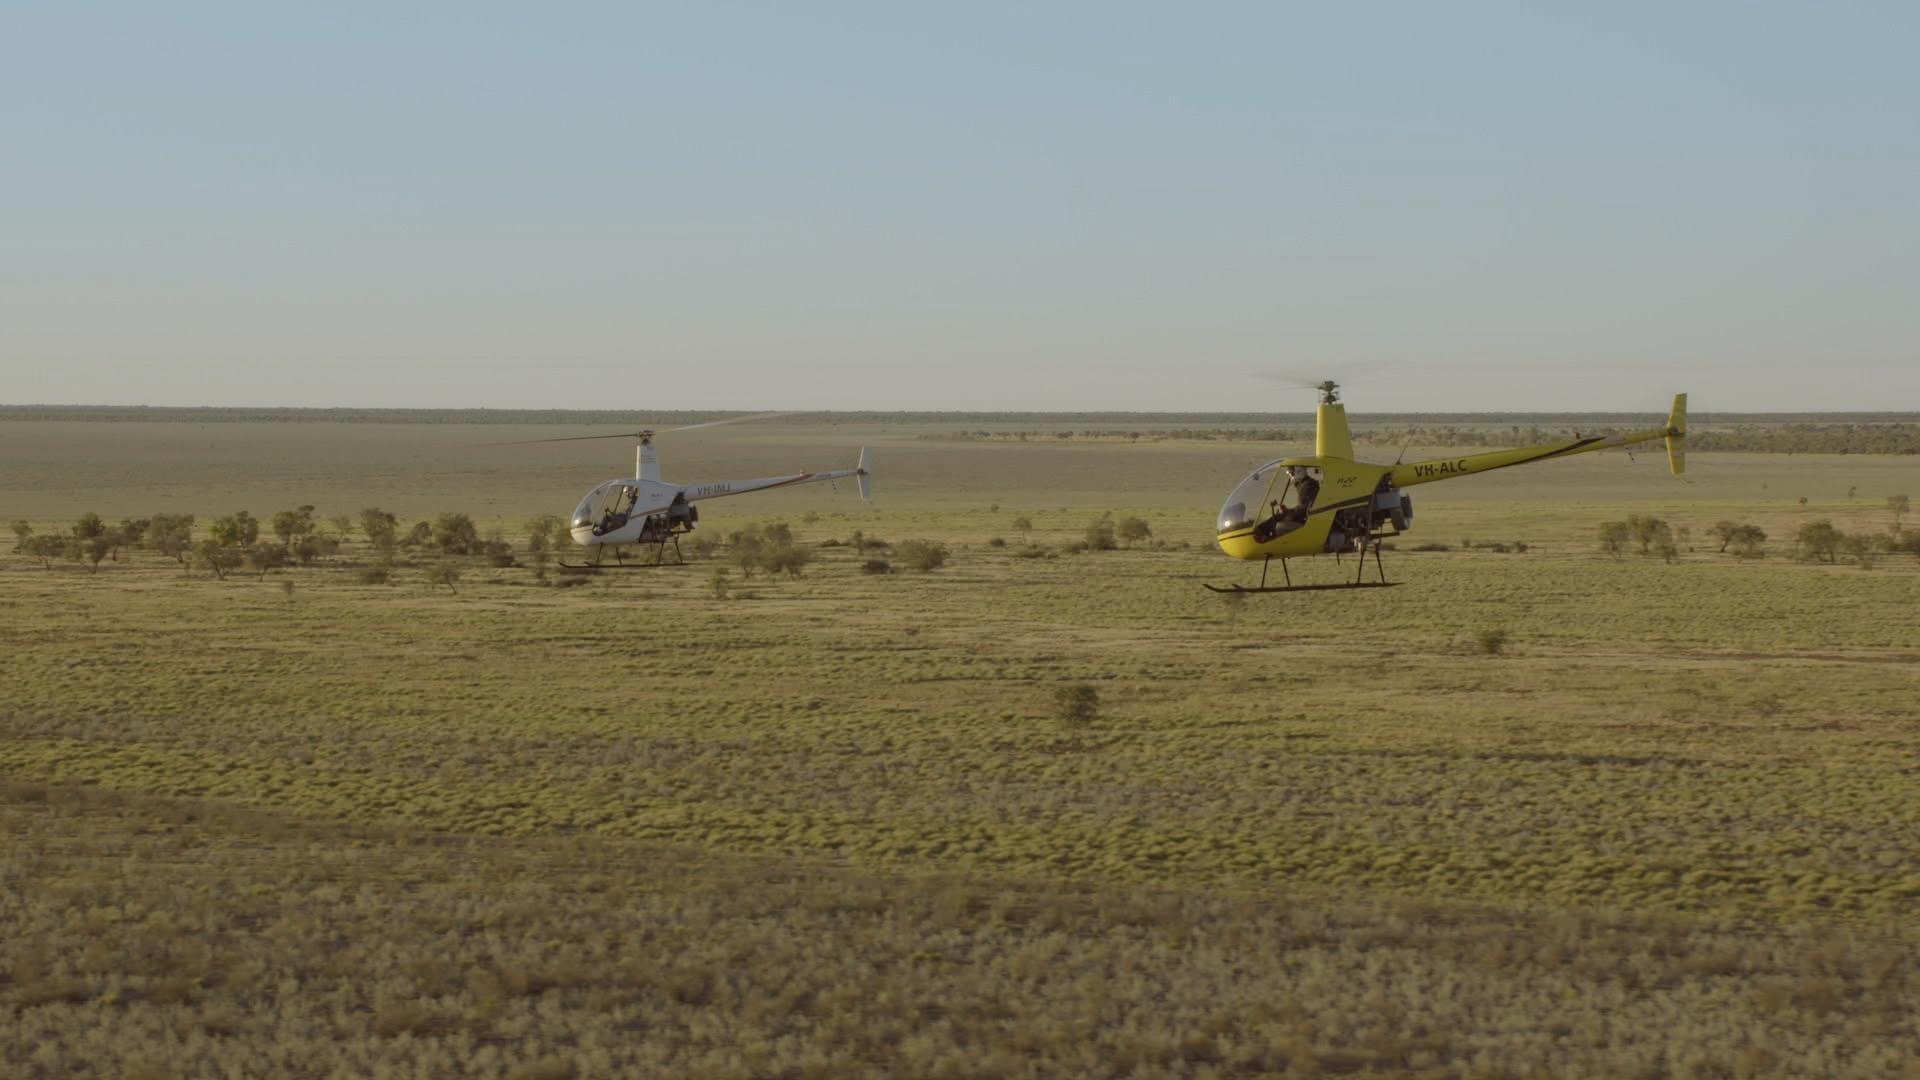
[3,414,1919,1077]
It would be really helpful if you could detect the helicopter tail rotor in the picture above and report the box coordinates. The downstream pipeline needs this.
[856,447,873,502]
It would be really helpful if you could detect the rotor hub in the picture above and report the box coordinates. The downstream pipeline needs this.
[1317,380,1341,405]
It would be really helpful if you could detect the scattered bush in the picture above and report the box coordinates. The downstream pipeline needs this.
[1116,516,1152,547]
[709,568,730,600]
[1011,516,1033,542]
[1053,684,1100,729]
[211,511,260,548]
[987,537,1006,548]
[896,540,949,572]
[1083,514,1117,551]
[361,508,399,554]
[1795,520,1842,563]
[245,545,289,580]
[433,513,481,555]
[357,566,392,585]
[1477,628,1509,655]
[431,562,462,593]
[22,534,71,569]
[149,514,195,564]
[861,559,893,575]
[1597,521,1631,558]
[194,540,241,580]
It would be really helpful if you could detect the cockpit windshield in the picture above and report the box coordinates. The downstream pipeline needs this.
[1219,460,1289,533]
[571,482,638,534]
[1219,460,1322,538]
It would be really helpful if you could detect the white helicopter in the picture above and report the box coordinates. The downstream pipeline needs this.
[508,413,872,568]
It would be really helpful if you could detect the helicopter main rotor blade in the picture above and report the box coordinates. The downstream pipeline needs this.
[479,412,801,447]
[480,431,650,447]
[661,411,801,433]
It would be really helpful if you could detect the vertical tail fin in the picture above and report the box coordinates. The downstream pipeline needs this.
[1665,393,1687,476]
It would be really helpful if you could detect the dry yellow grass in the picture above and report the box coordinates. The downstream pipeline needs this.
[3,417,1919,1075]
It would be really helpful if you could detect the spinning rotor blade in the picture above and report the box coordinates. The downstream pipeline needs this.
[1256,360,1401,390]
[480,411,802,447]
[481,431,651,447]
[660,411,800,434]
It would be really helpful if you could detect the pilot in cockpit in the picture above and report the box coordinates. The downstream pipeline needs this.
[597,485,638,535]
[1289,467,1321,515]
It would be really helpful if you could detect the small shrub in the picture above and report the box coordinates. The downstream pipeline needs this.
[1053,684,1100,729]
[709,568,730,600]
[1084,514,1117,551]
[357,566,392,585]
[896,540,949,572]
[1411,542,1450,552]
[987,537,1006,548]
[1116,516,1152,547]
[861,559,892,574]
[1476,628,1509,655]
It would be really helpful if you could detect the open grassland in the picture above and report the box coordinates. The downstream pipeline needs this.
[4,418,1919,1076]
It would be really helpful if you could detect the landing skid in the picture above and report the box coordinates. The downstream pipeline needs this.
[1206,539,1396,594]
[1204,581,1400,594]
[561,533,686,573]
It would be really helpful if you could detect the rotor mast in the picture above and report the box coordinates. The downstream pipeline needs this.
[636,431,660,482]
[1314,381,1353,460]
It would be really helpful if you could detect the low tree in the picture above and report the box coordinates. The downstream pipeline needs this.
[1796,520,1842,563]
[1597,521,1631,558]
[896,539,949,572]
[1626,514,1671,556]
[271,505,317,546]
[1116,516,1153,548]
[9,519,30,551]
[1083,513,1117,551]
[195,540,241,580]
[1707,520,1739,552]
[328,513,354,540]
[431,561,462,593]
[403,521,433,548]
[432,513,480,554]
[149,514,196,564]
[246,544,289,580]
[23,534,70,569]
[211,511,260,548]
[72,512,107,540]
[1890,494,1911,531]
[1840,532,1877,569]
[708,567,730,600]
[82,533,115,573]
[1730,524,1767,558]
[1011,516,1034,544]
[360,508,399,554]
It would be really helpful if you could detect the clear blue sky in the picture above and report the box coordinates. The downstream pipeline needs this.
[4,3,1916,411]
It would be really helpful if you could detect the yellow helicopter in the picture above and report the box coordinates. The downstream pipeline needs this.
[1211,382,1686,592]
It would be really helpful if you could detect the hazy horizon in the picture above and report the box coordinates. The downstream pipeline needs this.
[5,4,1916,412]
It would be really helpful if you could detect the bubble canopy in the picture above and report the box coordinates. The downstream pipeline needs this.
[1218,459,1311,534]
